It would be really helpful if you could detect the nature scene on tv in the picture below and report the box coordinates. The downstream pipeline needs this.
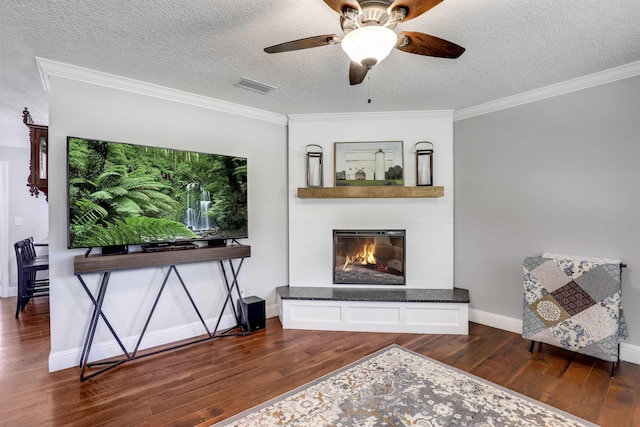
[67,137,248,249]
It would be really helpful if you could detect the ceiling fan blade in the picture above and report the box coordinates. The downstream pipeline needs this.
[264,34,340,53]
[349,61,368,85]
[388,0,443,21]
[323,0,361,14]
[396,31,465,58]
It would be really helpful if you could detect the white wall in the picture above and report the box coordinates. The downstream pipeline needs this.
[454,75,640,347]
[0,145,49,296]
[47,74,288,371]
[288,112,454,289]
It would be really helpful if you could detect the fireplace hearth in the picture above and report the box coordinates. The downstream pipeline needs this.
[333,229,406,285]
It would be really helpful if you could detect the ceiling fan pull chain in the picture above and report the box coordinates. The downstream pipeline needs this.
[367,71,372,103]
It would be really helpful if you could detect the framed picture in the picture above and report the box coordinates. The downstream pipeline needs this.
[334,141,403,187]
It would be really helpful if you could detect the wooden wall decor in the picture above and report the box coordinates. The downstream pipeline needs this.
[23,108,48,200]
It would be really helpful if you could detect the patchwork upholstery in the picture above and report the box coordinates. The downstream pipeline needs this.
[523,256,628,362]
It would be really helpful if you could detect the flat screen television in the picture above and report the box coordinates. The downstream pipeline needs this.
[67,137,248,251]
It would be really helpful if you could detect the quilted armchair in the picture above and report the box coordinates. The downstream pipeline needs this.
[523,254,628,375]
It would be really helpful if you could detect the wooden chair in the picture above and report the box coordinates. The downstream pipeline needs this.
[14,238,49,317]
[24,236,48,263]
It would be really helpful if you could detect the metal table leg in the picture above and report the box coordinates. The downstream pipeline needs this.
[77,254,250,381]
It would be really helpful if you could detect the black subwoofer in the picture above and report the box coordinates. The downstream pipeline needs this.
[237,296,265,332]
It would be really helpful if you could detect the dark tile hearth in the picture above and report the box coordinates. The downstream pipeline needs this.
[276,286,469,304]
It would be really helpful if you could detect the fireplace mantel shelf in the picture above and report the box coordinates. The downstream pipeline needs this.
[297,186,444,199]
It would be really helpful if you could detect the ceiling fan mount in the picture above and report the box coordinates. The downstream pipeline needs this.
[264,0,465,86]
[339,0,403,34]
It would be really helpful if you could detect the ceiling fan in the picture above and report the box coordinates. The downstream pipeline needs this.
[264,0,465,85]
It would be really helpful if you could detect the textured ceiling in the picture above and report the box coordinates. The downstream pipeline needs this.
[1,0,639,147]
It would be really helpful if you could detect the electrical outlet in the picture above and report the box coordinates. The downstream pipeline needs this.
[14,217,22,226]
[245,287,253,296]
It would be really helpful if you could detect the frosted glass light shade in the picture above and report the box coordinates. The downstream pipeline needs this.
[341,26,397,66]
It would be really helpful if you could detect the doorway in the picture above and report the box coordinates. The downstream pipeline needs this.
[0,161,9,297]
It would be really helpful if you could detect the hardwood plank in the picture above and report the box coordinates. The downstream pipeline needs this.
[598,376,635,427]
[0,296,638,427]
[541,353,597,408]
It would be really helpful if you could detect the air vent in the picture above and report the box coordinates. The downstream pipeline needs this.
[234,77,276,95]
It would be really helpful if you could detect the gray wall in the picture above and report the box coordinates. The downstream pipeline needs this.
[46,75,288,370]
[454,75,640,346]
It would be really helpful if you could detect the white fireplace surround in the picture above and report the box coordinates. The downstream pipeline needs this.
[288,111,454,290]
[282,111,466,334]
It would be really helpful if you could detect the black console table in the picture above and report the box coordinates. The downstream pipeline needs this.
[74,245,251,381]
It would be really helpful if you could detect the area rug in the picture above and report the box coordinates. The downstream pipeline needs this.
[214,345,597,426]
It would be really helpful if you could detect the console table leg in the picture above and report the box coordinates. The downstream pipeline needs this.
[77,273,130,365]
[173,265,213,337]
[227,259,251,332]
[131,265,174,356]
[213,258,247,336]
[79,272,110,379]
[132,265,215,356]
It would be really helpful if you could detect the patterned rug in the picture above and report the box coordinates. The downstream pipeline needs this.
[214,345,597,426]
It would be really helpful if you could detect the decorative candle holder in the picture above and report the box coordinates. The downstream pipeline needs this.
[415,141,434,186]
[305,144,323,187]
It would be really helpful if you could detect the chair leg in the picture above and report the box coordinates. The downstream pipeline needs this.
[15,295,22,318]
[611,343,621,378]
[15,272,25,318]
[528,340,537,352]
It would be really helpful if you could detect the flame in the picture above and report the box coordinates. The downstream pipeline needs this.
[343,243,376,271]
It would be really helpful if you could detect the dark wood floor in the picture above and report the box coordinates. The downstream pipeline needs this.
[1,297,639,426]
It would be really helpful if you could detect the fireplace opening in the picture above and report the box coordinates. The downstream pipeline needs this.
[333,229,406,285]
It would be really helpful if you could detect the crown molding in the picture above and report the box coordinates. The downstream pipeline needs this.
[288,110,454,123]
[36,56,640,126]
[36,57,288,126]
[453,60,640,121]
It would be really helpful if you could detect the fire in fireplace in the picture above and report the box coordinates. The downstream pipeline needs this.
[333,230,406,285]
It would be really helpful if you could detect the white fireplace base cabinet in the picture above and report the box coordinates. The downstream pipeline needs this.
[276,286,469,334]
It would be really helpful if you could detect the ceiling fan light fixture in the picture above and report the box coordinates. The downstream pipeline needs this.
[341,26,397,67]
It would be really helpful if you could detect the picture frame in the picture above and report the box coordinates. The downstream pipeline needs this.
[334,141,404,187]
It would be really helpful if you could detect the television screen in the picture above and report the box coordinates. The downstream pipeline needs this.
[67,137,248,249]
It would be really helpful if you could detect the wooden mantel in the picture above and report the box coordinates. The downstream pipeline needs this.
[297,186,444,199]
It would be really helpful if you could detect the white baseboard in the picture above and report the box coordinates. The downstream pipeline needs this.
[49,312,240,372]
[469,308,523,334]
[469,308,640,366]
[266,302,279,320]
[620,342,640,366]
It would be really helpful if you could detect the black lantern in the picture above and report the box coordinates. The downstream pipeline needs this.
[305,144,323,187]
[415,141,434,186]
